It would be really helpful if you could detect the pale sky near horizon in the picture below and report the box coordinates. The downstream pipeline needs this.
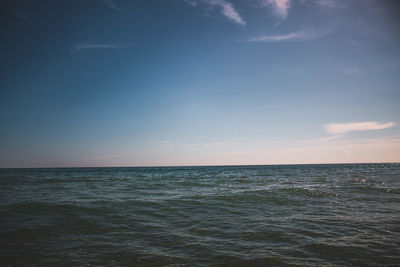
[1,0,400,167]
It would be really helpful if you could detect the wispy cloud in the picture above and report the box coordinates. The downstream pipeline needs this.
[97,0,121,11]
[325,122,395,135]
[307,135,344,143]
[184,0,198,6]
[260,0,291,19]
[300,0,343,9]
[338,65,358,75]
[250,30,326,42]
[257,0,344,21]
[185,0,246,25]
[214,0,246,25]
[71,43,129,53]
[183,141,230,147]
[183,137,246,148]
[251,31,306,42]
[313,0,343,9]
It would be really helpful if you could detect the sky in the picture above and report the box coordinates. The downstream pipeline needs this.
[0,0,399,167]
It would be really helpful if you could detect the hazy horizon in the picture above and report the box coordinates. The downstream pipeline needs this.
[1,0,400,168]
[1,162,399,170]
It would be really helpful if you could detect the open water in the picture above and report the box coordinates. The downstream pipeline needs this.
[0,164,399,266]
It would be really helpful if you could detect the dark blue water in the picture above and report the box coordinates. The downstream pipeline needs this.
[0,164,399,266]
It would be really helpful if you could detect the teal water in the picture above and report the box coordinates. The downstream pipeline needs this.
[0,164,399,266]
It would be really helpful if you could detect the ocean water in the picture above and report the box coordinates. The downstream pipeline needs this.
[0,164,399,266]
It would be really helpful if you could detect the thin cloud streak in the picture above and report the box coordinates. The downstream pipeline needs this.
[215,0,246,25]
[71,43,129,53]
[97,0,121,11]
[250,30,327,42]
[325,121,395,135]
[300,0,343,9]
[256,0,343,20]
[186,0,246,25]
[314,0,342,9]
[307,135,345,143]
[251,31,306,42]
[184,0,198,6]
[339,65,358,75]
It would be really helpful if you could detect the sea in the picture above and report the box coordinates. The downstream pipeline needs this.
[0,164,399,266]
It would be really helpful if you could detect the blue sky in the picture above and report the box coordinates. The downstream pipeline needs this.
[0,0,399,167]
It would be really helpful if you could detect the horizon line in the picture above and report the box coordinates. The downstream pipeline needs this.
[1,162,399,170]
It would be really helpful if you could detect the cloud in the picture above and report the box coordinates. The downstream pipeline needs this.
[97,0,121,11]
[260,0,291,19]
[250,30,327,42]
[313,0,342,9]
[71,43,129,53]
[184,0,198,6]
[300,0,343,9]
[215,0,246,25]
[325,122,395,135]
[307,135,344,143]
[183,141,230,147]
[251,31,306,42]
[257,0,343,20]
[338,65,358,75]
[186,0,246,25]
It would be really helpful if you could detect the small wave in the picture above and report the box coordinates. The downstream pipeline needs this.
[284,188,337,198]
[213,191,299,205]
[177,180,213,187]
[351,185,398,194]
[312,178,327,183]
[213,256,294,266]
[2,201,105,216]
[233,178,252,183]
[302,243,378,265]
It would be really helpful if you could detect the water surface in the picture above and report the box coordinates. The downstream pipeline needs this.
[0,164,399,266]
